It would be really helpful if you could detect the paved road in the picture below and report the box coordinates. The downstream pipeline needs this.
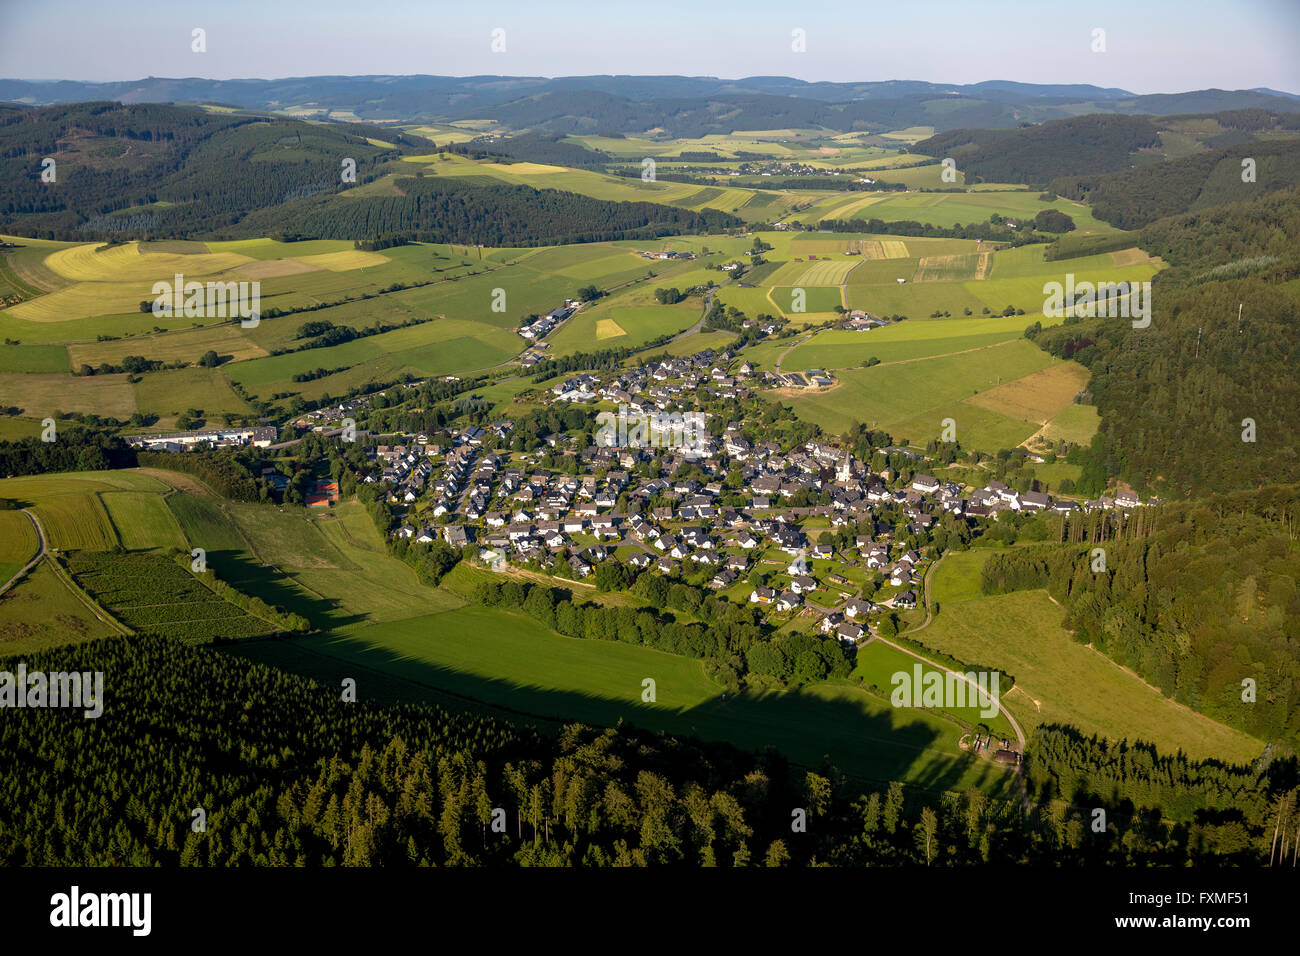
[0,509,46,597]
[668,276,736,345]
[774,329,818,375]
[877,553,1028,755]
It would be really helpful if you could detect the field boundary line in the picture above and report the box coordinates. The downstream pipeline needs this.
[39,543,134,637]
[93,491,125,549]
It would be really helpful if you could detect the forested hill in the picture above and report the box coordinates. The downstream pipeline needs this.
[914,109,1300,190]
[1048,136,1300,229]
[444,132,612,167]
[0,634,1290,866]
[981,485,1300,748]
[0,102,420,239]
[0,102,740,243]
[268,176,743,246]
[912,115,1162,184]
[1029,187,1300,498]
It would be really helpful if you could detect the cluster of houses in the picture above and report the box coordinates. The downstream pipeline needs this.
[290,394,376,433]
[519,301,580,341]
[959,477,1151,516]
[552,347,756,415]
[331,343,1154,651]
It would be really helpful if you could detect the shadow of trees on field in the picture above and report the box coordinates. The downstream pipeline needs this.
[219,624,1016,800]
[205,549,366,631]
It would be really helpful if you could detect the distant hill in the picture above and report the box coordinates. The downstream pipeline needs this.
[0,102,419,238]
[1,75,1295,134]
[0,102,739,243]
[913,115,1163,184]
[915,109,1300,192]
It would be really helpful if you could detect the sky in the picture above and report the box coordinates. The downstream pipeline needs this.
[2,0,1298,95]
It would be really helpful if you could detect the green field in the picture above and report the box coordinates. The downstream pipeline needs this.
[269,603,1013,793]
[0,510,39,583]
[33,493,119,551]
[771,314,1039,371]
[0,344,70,373]
[1035,402,1100,446]
[0,559,121,654]
[779,338,1062,449]
[852,640,1015,739]
[100,491,187,550]
[549,300,701,352]
[0,472,181,553]
[923,550,1265,764]
[798,191,1119,235]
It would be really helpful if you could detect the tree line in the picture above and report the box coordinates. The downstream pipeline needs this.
[1,633,1294,866]
[979,485,1300,745]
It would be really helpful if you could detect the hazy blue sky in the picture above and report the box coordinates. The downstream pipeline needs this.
[2,0,1297,94]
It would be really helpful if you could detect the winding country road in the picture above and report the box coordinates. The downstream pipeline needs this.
[0,509,46,597]
[883,555,1028,752]
[774,329,817,375]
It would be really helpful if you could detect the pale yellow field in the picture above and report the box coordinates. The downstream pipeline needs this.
[405,126,481,145]
[483,161,568,175]
[913,254,980,282]
[880,126,935,142]
[815,194,892,221]
[1111,248,1160,268]
[964,362,1091,424]
[787,240,848,256]
[796,259,859,285]
[5,280,156,322]
[204,238,357,258]
[233,258,322,279]
[295,250,391,271]
[45,242,252,282]
[879,240,910,258]
[595,319,627,340]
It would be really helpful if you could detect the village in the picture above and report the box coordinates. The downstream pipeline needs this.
[277,343,1154,655]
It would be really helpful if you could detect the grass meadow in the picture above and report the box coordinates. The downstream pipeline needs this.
[922,550,1264,764]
